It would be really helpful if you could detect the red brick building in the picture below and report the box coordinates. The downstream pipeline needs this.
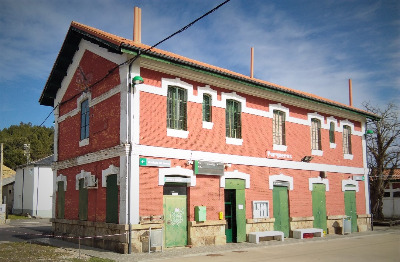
[39,20,376,253]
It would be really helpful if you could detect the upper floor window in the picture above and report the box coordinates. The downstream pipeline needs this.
[167,86,187,130]
[273,110,286,145]
[202,94,212,122]
[311,118,322,150]
[80,99,90,140]
[329,122,335,143]
[343,125,352,154]
[226,99,241,139]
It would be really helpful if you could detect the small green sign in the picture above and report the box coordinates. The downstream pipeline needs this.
[139,158,171,167]
[139,158,147,166]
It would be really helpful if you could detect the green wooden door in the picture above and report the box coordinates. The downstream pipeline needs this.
[225,179,246,243]
[224,189,235,243]
[312,184,327,232]
[344,190,357,232]
[79,179,88,221]
[164,195,187,247]
[57,181,65,219]
[106,174,118,223]
[273,186,290,237]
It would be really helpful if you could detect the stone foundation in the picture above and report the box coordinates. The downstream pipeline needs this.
[246,218,275,241]
[52,218,128,253]
[327,215,346,234]
[357,214,372,232]
[289,216,314,237]
[188,220,226,246]
[246,218,275,232]
[52,216,164,254]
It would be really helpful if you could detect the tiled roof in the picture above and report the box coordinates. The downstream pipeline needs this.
[1,165,15,179]
[370,169,400,180]
[40,21,378,120]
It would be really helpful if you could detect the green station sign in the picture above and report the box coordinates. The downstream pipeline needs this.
[194,160,224,176]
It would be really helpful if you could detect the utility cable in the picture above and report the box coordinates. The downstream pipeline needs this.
[39,0,230,127]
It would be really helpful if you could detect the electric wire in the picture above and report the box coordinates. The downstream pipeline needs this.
[39,0,230,127]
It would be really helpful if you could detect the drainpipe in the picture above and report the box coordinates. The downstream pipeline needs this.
[127,62,133,254]
[36,166,40,217]
[22,168,24,215]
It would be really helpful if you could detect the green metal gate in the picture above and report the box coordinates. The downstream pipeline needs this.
[225,179,246,243]
[106,174,118,223]
[273,186,290,237]
[164,195,187,247]
[312,184,327,232]
[344,190,358,232]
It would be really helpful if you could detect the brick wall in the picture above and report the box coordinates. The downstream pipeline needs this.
[57,157,119,222]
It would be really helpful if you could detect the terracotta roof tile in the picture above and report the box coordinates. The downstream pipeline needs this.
[1,165,16,179]
[70,21,374,116]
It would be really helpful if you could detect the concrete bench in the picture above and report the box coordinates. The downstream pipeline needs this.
[292,228,324,239]
[248,231,284,243]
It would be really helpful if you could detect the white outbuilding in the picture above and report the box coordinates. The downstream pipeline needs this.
[13,155,53,218]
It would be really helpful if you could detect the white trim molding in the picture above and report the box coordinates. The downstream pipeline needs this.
[220,170,250,188]
[309,177,329,191]
[75,170,92,190]
[56,174,67,191]
[344,154,354,160]
[167,128,189,139]
[342,179,359,192]
[269,174,293,190]
[226,137,243,146]
[159,166,195,186]
[102,165,120,187]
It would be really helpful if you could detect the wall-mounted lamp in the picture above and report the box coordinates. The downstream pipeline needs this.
[132,75,144,85]
[301,156,313,162]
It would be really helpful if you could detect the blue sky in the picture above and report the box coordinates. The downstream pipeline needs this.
[0,0,398,130]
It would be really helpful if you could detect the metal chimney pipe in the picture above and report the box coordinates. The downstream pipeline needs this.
[250,47,254,78]
[349,79,353,107]
[134,7,141,43]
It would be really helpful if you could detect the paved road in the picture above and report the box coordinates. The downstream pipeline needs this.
[158,232,399,262]
[0,218,52,243]
[1,220,399,262]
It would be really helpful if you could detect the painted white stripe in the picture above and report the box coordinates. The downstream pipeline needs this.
[134,144,365,175]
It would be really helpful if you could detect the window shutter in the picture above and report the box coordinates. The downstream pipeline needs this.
[317,121,322,150]
[235,102,242,138]
[281,112,286,145]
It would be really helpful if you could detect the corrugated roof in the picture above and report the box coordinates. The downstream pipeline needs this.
[16,155,54,169]
[40,21,378,120]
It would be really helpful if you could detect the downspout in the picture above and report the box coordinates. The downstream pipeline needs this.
[22,168,24,215]
[364,121,372,230]
[127,61,133,254]
[36,166,40,217]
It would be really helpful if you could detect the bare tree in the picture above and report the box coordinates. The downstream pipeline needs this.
[364,102,400,220]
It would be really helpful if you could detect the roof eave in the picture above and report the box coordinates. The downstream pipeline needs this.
[121,43,379,120]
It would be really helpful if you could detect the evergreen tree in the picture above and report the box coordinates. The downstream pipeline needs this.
[0,122,54,169]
